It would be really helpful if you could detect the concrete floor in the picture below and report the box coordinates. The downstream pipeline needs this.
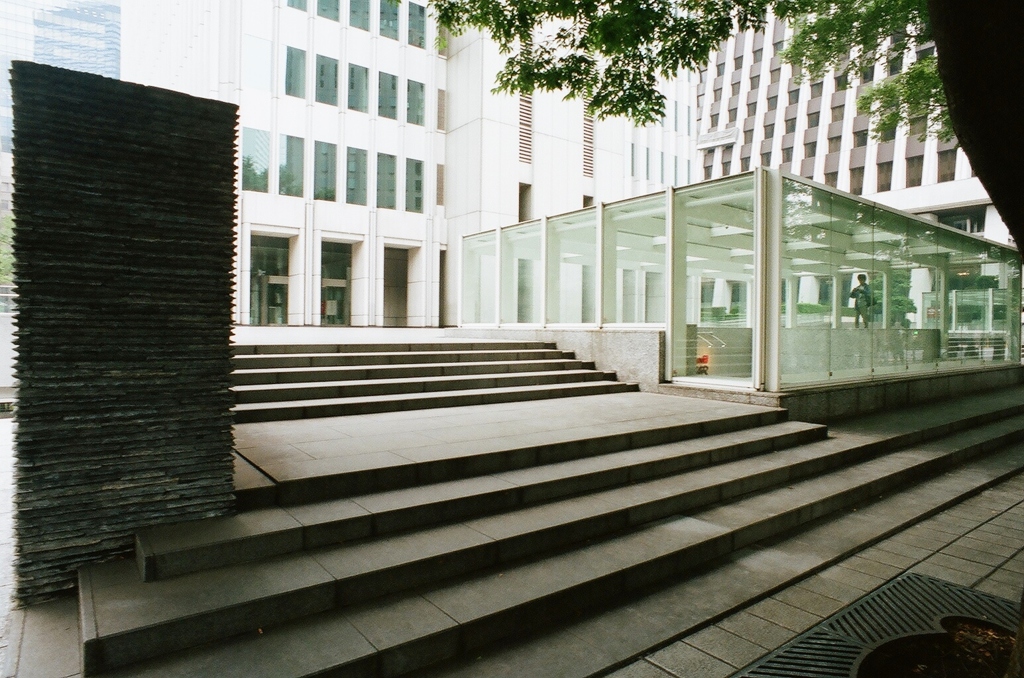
[0,418,14,670]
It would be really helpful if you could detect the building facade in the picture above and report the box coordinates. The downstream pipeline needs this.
[692,15,1011,246]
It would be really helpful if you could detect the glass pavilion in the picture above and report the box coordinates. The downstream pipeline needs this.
[461,169,1022,391]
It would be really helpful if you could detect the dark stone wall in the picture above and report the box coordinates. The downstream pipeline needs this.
[10,62,238,604]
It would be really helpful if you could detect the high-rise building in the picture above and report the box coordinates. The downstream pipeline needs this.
[0,0,120,216]
[692,14,1011,246]
[119,0,691,328]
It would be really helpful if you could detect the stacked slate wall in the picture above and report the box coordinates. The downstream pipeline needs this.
[10,62,238,604]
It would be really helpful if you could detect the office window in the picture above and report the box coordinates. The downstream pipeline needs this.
[917,46,935,59]
[242,36,272,91]
[377,153,397,208]
[346,147,367,204]
[749,74,760,90]
[407,80,425,125]
[807,112,820,128]
[764,123,775,138]
[285,47,306,98]
[938,150,957,182]
[909,116,927,138]
[315,55,338,105]
[279,135,304,197]
[734,56,743,70]
[810,81,824,98]
[709,114,719,128]
[767,96,778,111]
[761,151,771,166]
[731,82,740,96]
[314,141,337,200]
[877,161,893,192]
[350,0,369,29]
[888,54,903,76]
[773,39,784,53]
[788,90,799,105]
[317,0,339,20]
[747,102,757,116]
[770,68,781,84]
[831,105,844,123]
[785,118,796,133]
[722,159,731,175]
[287,0,307,9]
[906,156,924,187]
[405,158,423,212]
[704,166,713,180]
[825,172,838,187]
[728,108,737,123]
[241,128,270,192]
[380,0,399,39]
[741,156,751,171]
[716,62,725,77]
[861,66,874,82]
[828,136,842,153]
[850,166,864,195]
[833,74,847,91]
[880,126,897,142]
[781,147,793,163]
[378,72,398,118]
[713,88,722,102]
[804,141,816,157]
[854,130,868,147]
[744,129,754,144]
[348,64,369,111]
[408,3,426,47]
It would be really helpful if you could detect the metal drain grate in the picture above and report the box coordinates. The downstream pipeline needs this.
[735,573,1020,678]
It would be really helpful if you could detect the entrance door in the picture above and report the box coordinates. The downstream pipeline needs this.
[383,247,408,327]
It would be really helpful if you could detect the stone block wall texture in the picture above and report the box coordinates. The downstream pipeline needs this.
[10,62,238,604]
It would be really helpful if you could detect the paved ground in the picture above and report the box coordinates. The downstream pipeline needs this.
[609,472,1024,677]
[0,418,13,671]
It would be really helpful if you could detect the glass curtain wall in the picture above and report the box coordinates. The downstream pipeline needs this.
[602,196,667,324]
[458,170,1021,389]
[671,175,756,383]
[500,221,543,323]
[546,210,597,324]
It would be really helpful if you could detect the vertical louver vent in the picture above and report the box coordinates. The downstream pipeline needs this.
[583,104,595,178]
[519,94,533,164]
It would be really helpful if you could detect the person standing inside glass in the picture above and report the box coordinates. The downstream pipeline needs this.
[850,273,872,328]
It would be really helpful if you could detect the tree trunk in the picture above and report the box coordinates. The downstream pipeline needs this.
[927,0,1024,253]
[927,4,1024,677]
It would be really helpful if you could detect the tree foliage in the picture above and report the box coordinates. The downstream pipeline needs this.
[0,214,13,287]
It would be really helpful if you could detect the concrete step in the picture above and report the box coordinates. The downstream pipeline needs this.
[79,416,1024,676]
[233,341,557,356]
[232,348,571,370]
[231,358,588,386]
[137,420,826,580]
[231,380,640,423]
[232,370,617,405]
[241,399,784,505]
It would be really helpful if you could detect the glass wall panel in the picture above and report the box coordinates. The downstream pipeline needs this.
[603,196,666,324]
[672,175,755,383]
[829,192,875,381]
[780,179,835,385]
[321,241,351,325]
[318,0,340,20]
[378,72,398,119]
[348,64,369,111]
[376,153,397,208]
[871,209,916,377]
[346,147,367,205]
[405,158,423,213]
[546,209,597,324]
[315,55,338,105]
[284,46,305,98]
[408,3,426,47]
[250,235,290,325]
[463,232,497,323]
[904,222,941,374]
[350,0,369,29]
[500,221,543,323]
[407,80,425,125]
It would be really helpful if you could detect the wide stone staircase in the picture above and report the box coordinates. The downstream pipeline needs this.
[56,377,1024,678]
[231,341,637,422]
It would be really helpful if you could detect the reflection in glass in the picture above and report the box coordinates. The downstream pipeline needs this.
[379,0,399,39]
[251,235,290,325]
[346,147,367,205]
[501,222,543,323]
[315,55,338,105]
[672,176,756,383]
[314,141,336,201]
[241,128,270,192]
[376,153,396,208]
[547,210,597,324]
[463,233,497,323]
[284,46,306,98]
[279,135,304,197]
[603,196,666,324]
[321,241,351,325]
